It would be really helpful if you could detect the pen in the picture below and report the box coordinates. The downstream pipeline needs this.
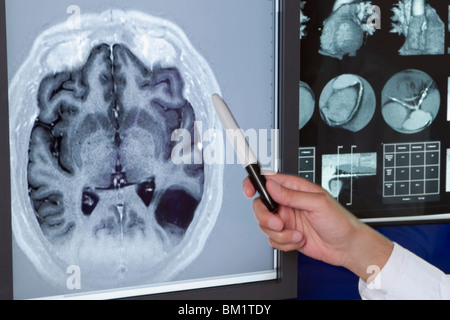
[212,94,279,213]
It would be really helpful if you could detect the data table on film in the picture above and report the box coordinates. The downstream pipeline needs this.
[383,142,441,204]
[298,147,316,183]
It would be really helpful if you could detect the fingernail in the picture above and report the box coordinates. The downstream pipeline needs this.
[268,218,283,231]
[293,232,303,243]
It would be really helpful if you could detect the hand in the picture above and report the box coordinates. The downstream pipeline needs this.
[243,173,393,282]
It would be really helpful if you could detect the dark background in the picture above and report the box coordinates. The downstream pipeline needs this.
[297,223,450,299]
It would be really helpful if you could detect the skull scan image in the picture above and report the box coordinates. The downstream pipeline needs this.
[9,11,224,290]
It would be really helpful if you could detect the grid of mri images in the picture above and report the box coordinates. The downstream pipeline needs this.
[299,0,450,220]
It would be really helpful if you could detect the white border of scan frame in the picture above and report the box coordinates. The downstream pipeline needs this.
[20,0,282,301]
[362,213,450,225]
[41,267,279,300]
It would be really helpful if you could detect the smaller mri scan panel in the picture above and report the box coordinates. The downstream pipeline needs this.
[300,0,450,223]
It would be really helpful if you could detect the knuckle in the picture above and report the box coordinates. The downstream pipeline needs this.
[283,188,298,207]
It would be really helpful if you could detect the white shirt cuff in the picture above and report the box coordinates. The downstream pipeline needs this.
[358,242,402,300]
[359,242,450,300]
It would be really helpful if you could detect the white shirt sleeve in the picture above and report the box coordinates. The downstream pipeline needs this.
[359,242,450,300]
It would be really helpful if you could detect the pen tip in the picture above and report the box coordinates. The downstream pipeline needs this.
[211,94,225,111]
[212,93,221,101]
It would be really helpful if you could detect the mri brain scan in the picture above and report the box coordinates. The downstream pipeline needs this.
[9,10,224,289]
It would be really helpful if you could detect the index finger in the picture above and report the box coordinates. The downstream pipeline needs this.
[267,173,324,193]
[266,178,332,213]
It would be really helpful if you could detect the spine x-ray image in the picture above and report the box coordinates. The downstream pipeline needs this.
[322,152,377,204]
[9,10,224,290]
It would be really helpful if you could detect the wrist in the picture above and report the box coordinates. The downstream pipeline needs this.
[343,223,394,282]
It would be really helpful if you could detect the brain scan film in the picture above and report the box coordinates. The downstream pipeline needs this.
[9,10,224,290]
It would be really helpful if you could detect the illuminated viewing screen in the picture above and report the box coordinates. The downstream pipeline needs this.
[6,0,280,299]
[299,0,450,224]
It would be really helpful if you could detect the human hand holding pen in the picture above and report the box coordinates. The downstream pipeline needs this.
[243,173,394,282]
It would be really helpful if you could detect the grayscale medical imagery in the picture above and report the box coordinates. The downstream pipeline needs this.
[10,9,223,293]
[322,152,377,203]
[300,0,450,222]
[391,0,444,56]
[448,77,450,121]
[319,0,377,59]
[7,0,276,299]
[381,69,440,134]
[299,81,315,129]
[447,149,450,193]
[300,1,309,39]
[319,74,376,132]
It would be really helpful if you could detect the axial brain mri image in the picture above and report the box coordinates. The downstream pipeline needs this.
[9,10,224,290]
